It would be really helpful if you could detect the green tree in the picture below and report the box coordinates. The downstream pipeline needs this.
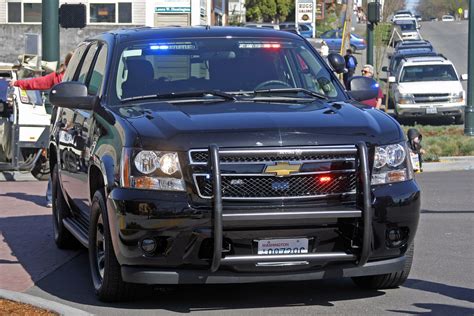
[245,0,293,23]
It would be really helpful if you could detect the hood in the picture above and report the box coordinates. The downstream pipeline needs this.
[398,80,463,94]
[117,100,403,151]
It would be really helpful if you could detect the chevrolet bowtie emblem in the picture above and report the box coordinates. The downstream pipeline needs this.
[264,162,301,177]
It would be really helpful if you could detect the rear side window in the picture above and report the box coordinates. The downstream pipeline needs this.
[63,43,89,82]
[88,45,108,95]
[77,43,99,84]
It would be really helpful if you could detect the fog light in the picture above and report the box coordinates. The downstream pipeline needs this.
[140,238,157,254]
[386,228,406,248]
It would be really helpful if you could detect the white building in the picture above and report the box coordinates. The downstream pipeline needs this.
[0,0,228,26]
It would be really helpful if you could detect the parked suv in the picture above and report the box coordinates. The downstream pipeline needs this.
[49,27,420,301]
[389,56,467,123]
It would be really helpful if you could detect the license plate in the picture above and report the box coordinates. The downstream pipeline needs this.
[258,238,309,255]
[426,107,438,114]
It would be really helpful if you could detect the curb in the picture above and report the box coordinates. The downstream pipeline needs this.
[0,289,92,316]
[423,156,474,172]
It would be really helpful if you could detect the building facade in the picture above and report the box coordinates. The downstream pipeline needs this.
[0,0,228,62]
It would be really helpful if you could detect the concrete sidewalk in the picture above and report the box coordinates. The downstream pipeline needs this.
[423,156,474,172]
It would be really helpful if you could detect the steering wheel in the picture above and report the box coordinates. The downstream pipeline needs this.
[254,80,293,91]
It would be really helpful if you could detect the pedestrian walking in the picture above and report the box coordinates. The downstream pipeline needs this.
[343,49,357,90]
[360,64,383,109]
[9,52,73,207]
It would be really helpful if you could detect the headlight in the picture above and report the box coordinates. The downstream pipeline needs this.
[397,93,415,104]
[372,142,413,185]
[449,91,464,103]
[121,148,185,191]
[134,151,159,174]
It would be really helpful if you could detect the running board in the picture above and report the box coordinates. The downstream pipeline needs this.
[221,252,356,265]
[63,218,89,248]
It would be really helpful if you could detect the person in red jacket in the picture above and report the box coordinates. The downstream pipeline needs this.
[9,52,72,90]
[9,52,72,207]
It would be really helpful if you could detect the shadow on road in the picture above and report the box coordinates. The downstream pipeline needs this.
[388,303,474,315]
[33,252,386,313]
[0,214,79,289]
[0,192,46,207]
[404,279,474,303]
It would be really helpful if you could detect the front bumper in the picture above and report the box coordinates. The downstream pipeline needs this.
[396,103,465,117]
[122,255,406,284]
[106,177,420,284]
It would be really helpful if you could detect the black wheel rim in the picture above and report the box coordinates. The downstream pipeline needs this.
[96,214,106,280]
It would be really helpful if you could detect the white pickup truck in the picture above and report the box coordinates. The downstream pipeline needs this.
[389,56,467,124]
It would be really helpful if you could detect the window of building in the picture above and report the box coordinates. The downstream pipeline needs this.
[89,2,132,24]
[7,1,42,23]
[23,3,42,23]
[7,2,21,23]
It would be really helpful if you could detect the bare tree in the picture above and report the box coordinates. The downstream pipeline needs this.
[382,0,406,22]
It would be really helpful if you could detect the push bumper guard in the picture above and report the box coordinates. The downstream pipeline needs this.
[207,142,372,272]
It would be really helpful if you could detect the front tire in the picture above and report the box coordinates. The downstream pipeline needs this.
[89,190,135,302]
[52,165,78,249]
[454,114,464,125]
[352,244,414,289]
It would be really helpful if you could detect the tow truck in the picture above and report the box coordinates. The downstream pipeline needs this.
[0,60,51,180]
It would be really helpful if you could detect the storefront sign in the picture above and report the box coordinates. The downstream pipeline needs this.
[297,0,314,24]
[155,0,191,13]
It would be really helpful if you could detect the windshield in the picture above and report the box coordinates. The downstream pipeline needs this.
[400,65,458,82]
[113,38,344,102]
[396,21,417,31]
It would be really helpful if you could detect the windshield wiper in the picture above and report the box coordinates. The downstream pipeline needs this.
[253,88,328,100]
[121,90,236,103]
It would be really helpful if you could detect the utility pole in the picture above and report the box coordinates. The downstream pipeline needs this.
[344,0,353,51]
[466,1,474,136]
[42,0,59,64]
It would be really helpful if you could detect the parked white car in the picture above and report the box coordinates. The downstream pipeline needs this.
[393,18,421,41]
[441,15,455,21]
[388,57,467,124]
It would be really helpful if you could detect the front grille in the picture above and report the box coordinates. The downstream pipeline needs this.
[194,173,357,199]
[414,93,450,103]
[190,150,355,164]
[189,146,359,200]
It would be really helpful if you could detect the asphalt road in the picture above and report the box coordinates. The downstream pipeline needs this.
[420,20,468,93]
[0,170,471,315]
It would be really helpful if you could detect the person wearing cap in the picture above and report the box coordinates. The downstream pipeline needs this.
[360,64,383,109]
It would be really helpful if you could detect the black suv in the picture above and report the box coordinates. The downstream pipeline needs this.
[49,27,420,301]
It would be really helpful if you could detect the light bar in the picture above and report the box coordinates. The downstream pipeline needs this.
[239,43,281,49]
[149,44,196,50]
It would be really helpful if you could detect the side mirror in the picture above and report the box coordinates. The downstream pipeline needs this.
[346,76,379,101]
[388,76,396,83]
[382,66,388,72]
[49,82,97,110]
[461,74,468,81]
[327,53,346,74]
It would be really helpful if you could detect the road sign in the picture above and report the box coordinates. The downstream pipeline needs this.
[297,0,314,24]
[458,7,463,15]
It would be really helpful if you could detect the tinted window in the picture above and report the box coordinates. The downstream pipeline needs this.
[88,45,108,95]
[78,43,99,84]
[63,43,90,82]
[114,38,343,101]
